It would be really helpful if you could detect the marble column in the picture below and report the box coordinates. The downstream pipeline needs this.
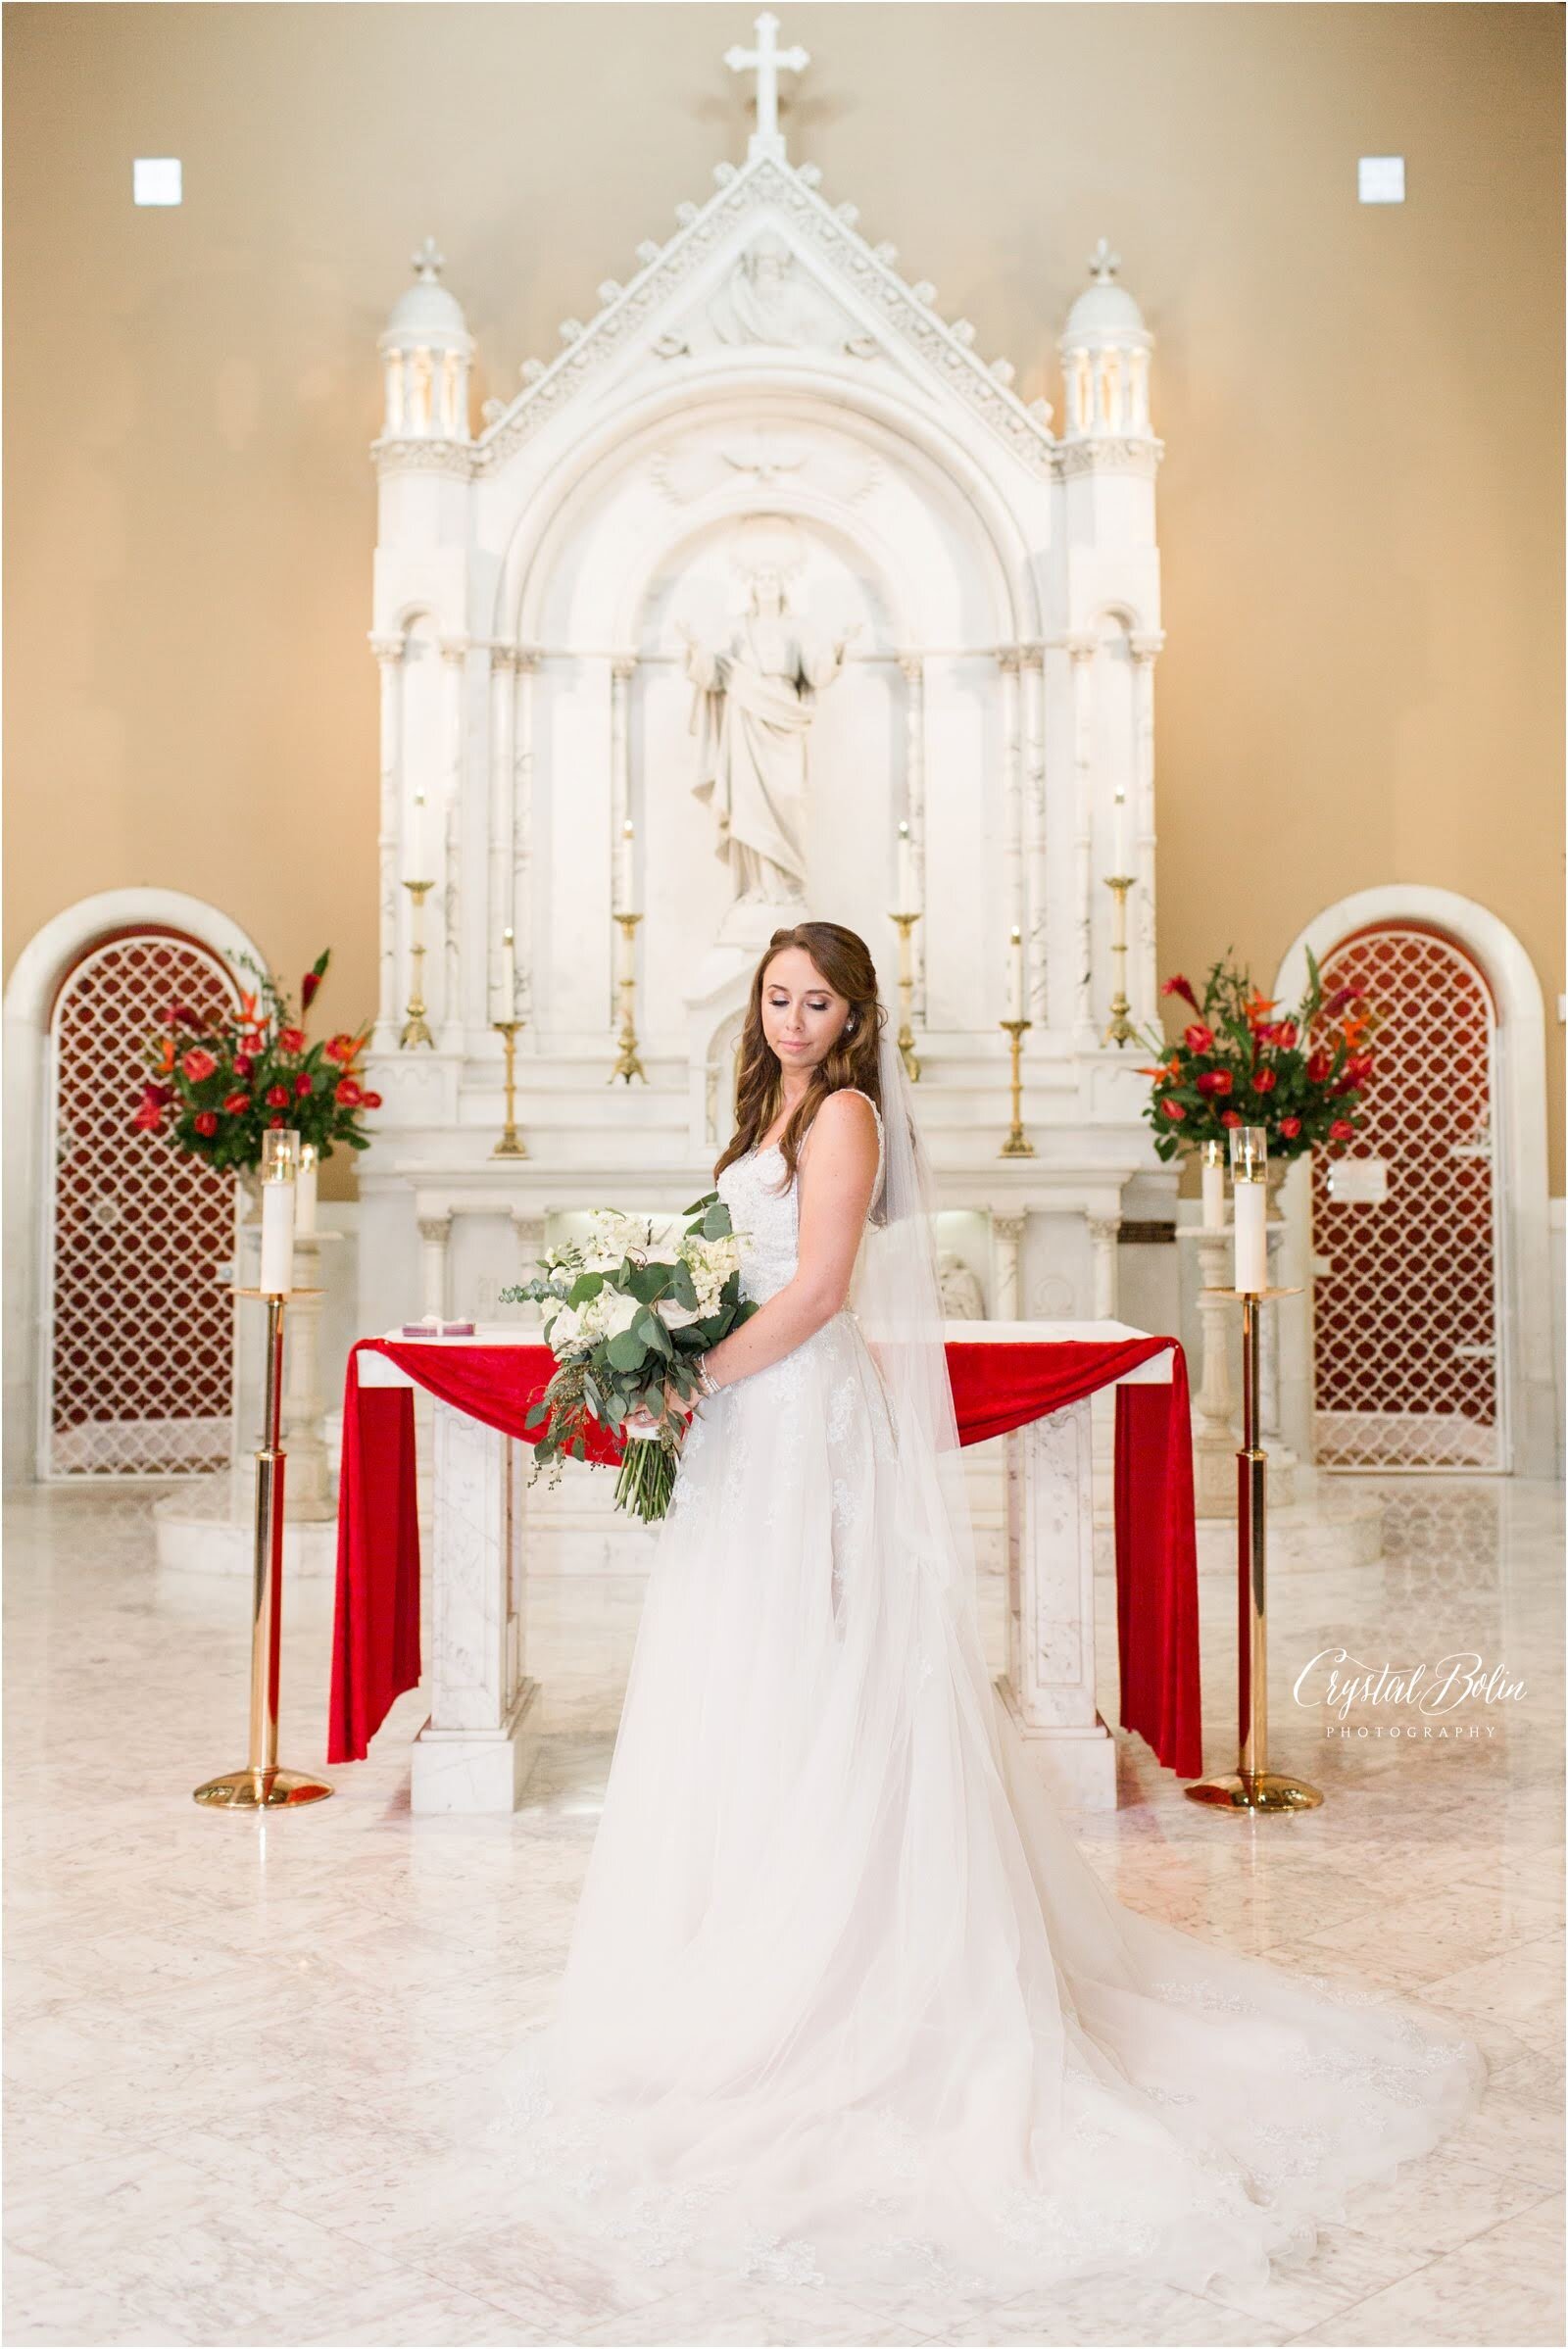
[418,1215,452,1321]
[410,1403,541,1814]
[991,1212,1027,1318]
[1021,645,1048,1026]
[438,637,467,1054]
[898,654,927,1015]
[1087,1213,1121,1321]
[1068,638,1097,1047]
[369,633,406,1051]
[998,1399,1116,1810]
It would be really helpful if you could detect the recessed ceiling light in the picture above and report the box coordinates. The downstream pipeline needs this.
[133,158,182,207]
[1358,156,1405,205]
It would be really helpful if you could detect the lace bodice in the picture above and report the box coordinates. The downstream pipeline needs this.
[717,1088,885,1306]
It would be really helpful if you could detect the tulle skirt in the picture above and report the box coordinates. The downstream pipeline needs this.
[463,1307,1485,2300]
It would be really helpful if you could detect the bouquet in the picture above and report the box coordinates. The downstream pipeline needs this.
[133,950,378,1173]
[500,1193,758,1523]
[1136,947,1377,1166]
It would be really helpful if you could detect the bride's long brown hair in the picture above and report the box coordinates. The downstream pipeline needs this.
[714,922,886,1192]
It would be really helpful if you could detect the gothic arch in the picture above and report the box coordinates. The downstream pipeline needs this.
[3,890,267,1485]
[1271,884,1554,1478]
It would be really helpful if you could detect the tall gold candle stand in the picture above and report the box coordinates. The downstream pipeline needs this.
[998,1019,1036,1157]
[889,911,921,1082]
[610,912,647,1085]
[1102,874,1137,1047]
[194,1279,330,1811]
[1185,1276,1320,1814]
[492,1020,528,1157]
[401,878,435,1050]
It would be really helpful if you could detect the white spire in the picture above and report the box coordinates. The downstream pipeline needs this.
[724,12,809,161]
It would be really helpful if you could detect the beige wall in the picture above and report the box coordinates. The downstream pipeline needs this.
[5,3,1562,1195]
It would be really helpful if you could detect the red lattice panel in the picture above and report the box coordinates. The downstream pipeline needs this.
[1310,925,1502,1471]
[45,935,238,1477]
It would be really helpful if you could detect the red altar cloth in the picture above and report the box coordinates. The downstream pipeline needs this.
[329,1334,1201,1780]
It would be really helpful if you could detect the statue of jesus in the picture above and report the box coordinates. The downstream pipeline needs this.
[679,568,856,908]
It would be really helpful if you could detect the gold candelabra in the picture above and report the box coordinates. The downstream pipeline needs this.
[492,1020,527,1157]
[1186,1281,1320,1813]
[195,1284,331,1812]
[401,878,435,1050]
[998,1018,1035,1157]
[1102,874,1137,1048]
[610,911,647,1085]
[889,911,921,1082]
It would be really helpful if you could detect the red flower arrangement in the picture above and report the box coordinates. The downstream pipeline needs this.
[133,949,378,1174]
[1135,948,1376,1165]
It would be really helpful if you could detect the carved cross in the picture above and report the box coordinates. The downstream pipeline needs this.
[1087,237,1122,284]
[411,235,447,283]
[724,12,809,146]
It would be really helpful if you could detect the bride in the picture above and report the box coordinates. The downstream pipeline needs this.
[474,920,1485,2301]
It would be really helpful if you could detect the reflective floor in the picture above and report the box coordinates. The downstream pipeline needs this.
[4,1474,1562,2346]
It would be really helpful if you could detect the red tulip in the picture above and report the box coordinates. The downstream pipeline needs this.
[193,1110,219,1138]
[1159,1098,1187,1122]
[1161,973,1200,1011]
[1253,1067,1278,1093]
[301,970,322,1009]
[1183,1023,1214,1053]
[167,1001,201,1029]
[1279,1115,1302,1138]
[278,1026,306,1055]
[1322,984,1361,1018]
[1220,1109,1243,1129]
[362,1091,383,1110]
[181,1047,218,1085]
[1196,1069,1234,1097]
[335,1078,363,1107]
[266,1084,290,1108]
[325,1034,355,1064]
[1306,1050,1331,1084]
[294,1073,314,1097]
[268,1114,285,1129]
[1330,1118,1354,1140]
[1274,1020,1298,1051]
[234,1053,254,1079]
[222,1091,250,1115]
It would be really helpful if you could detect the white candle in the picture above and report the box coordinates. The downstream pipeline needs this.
[296,1145,318,1237]
[500,927,516,1013]
[1200,1147,1225,1232]
[260,1176,295,1295]
[618,818,636,913]
[896,819,914,911]
[407,790,428,882]
[1233,1180,1267,1295]
[1112,786,1130,876]
[1009,925,1026,1022]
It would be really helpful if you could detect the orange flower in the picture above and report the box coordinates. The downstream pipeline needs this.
[155,1034,176,1075]
[1243,992,1278,1027]
[1341,1012,1371,1049]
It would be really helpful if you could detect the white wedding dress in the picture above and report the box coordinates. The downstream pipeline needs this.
[473,1085,1485,2302]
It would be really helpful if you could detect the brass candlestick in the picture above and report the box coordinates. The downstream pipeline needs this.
[998,1018,1035,1157]
[195,1285,331,1812]
[1186,1281,1321,1814]
[610,911,647,1085]
[1102,873,1136,1047]
[492,1020,527,1157]
[889,911,921,1082]
[401,878,435,1050]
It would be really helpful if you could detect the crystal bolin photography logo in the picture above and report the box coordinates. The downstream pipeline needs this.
[1292,1649,1525,1741]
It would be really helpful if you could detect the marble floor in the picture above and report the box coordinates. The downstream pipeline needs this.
[4,1473,1563,2348]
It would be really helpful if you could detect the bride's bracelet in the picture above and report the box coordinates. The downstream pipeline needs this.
[694,1352,721,1398]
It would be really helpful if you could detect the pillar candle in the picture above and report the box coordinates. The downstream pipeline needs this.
[1200,1145,1225,1232]
[618,819,636,913]
[1112,786,1130,875]
[260,1175,295,1295]
[500,927,516,1011]
[407,790,429,882]
[896,819,914,910]
[1233,1180,1267,1295]
[1009,925,1026,1021]
[296,1145,318,1238]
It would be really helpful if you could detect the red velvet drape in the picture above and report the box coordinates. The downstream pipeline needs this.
[328,1336,1202,1780]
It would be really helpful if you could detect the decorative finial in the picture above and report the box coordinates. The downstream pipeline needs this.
[1088,237,1121,284]
[724,12,809,156]
[411,235,446,283]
